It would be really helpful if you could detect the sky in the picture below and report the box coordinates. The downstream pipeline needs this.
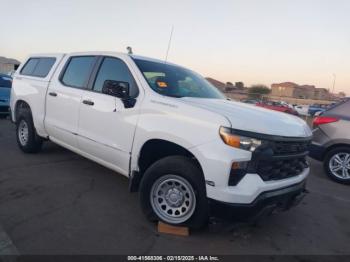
[1,0,349,94]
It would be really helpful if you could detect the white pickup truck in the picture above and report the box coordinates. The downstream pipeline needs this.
[10,52,312,228]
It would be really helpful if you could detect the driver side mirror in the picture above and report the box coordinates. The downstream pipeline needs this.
[102,80,130,98]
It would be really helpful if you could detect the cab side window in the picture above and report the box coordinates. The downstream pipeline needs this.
[61,56,96,88]
[21,58,39,75]
[93,57,139,97]
[20,57,56,78]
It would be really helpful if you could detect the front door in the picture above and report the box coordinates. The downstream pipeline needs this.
[77,56,140,176]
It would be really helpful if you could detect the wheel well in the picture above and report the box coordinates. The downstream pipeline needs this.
[14,100,31,122]
[139,139,202,173]
[129,139,203,192]
[324,143,350,159]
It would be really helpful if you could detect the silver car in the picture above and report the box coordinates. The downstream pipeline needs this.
[309,98,350,184]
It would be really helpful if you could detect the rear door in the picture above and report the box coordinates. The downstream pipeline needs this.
[45,56,97,148]
[77,56,140,175]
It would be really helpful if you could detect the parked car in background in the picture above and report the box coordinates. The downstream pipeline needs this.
[5,70,17,77]
[308,104,327,116]
[280,101,294,109]
[256,101,299,115]
[10,52,312,228]
[241,99,259,105]
[309,98,350,184]
[294,104,309,116]
[0,73,12,118]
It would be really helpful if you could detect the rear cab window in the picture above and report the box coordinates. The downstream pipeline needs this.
[20,57,56,78]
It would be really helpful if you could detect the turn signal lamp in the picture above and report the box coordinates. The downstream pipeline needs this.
[219,127,262,152]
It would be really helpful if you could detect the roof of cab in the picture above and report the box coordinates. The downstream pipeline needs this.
[26,51,183,68]
[130,54,179,66]
[64,51,181,67]
[25,53,66,58]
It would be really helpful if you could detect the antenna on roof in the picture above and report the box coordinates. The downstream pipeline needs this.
[127,46,133,55]
[164,25,174,63]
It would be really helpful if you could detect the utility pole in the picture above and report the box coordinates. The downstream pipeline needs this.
[332,73,336,94]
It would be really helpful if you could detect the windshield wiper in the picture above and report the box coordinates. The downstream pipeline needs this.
[166,94,184,98]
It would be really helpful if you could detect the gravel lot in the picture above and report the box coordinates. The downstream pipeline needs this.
[0,118,349,255]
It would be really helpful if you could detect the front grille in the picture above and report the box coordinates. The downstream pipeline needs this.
[257,157,308,181]
[270,140,310,155]
[252,139,310,181]
[228,138,311,185]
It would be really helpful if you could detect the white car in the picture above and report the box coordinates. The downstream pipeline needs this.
[294,104,310,116]
[10,52,312,228]
[280,101,294,109]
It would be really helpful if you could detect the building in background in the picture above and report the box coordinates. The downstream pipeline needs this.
[294,85,316,99]
[207,77,345,103]
[206,78,247,92]
[271,82,299,97]
[0,57,20,75]
[205,77,227,92]
[271,82,331,100]
[206,77,248,100]
[313,88,329,100]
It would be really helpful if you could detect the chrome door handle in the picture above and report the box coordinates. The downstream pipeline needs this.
[82,100,94,106]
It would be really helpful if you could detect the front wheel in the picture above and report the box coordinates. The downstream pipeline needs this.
[139,156,208,229]
[324,147,350,184]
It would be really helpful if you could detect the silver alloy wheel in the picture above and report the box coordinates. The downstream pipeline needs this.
[329,152,350,179]
[150,174,196,224]
[18,120,29,146]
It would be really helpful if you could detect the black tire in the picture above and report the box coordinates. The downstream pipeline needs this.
[139,156,208,229]
[323,146,350,185]
[0,114,8,119]
[16,110,43,153]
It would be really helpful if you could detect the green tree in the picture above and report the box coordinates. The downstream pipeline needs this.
[248,84,271,99]
[338,91,346,97]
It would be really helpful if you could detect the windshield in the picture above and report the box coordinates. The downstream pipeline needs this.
[133,58,225,99]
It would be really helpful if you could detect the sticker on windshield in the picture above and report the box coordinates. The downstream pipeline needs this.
[156,81,168,88]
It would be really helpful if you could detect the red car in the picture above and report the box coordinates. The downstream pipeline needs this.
[256,101,299,115]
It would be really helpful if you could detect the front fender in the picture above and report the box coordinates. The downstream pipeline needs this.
[130,95,230,173]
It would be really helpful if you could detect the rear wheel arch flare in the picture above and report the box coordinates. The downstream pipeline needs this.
[15,100,32,122]
[324,143,350,159]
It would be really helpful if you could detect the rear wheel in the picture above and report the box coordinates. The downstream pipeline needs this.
[324,147,350,184]
[16,111,43,153]
[139,156,208,229]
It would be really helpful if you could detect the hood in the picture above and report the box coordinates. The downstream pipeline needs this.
[181,98,312,137]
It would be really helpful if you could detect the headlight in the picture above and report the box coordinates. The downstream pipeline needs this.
[219,127,262,152]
